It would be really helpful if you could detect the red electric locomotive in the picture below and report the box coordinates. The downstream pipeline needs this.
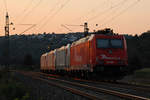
[41,31,128,80]
[70,34,128,79]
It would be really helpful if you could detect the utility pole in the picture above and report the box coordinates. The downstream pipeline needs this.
[4,12,10,68]
[5,12,9,37]
[84,22,89,37]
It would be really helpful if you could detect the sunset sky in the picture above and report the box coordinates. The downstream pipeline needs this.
[0,0,149,36]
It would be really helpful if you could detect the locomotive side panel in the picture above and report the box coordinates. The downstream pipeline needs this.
[123,36,128,65]
[47,53,51,71]
[45,54,49,70]
[51,52,55,71]
[40,55,44,71]
[70,41,91,71]
[47,52,55,71]
[41,53,48,71]
[89,38,96,70]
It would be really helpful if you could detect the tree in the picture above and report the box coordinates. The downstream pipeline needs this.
[23,54,33,65]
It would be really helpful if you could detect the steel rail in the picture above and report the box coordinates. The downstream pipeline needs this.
[97,81,150,93]
[40,72,150,93]
[72,77,150,93]
[14,71,104,100]
[11,70,150,100]
[38,72,149,100]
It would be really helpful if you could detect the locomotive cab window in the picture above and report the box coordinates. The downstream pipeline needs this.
[97,39,123,48]
[97,39,109,48]
[110,39,123,48]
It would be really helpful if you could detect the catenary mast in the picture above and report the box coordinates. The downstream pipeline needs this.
[4,12,10,67]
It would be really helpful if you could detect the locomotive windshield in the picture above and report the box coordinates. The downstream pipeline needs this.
[97,39,123,48]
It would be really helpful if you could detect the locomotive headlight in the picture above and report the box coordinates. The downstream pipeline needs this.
[96,57,104,65]
[99,60,104,64]
[96,57,99,62]
[120,67,123,71]
[118,60,124,64]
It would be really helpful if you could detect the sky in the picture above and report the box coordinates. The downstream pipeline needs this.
[0,0,150,36]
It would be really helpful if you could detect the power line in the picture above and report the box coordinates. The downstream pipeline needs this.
[91,0,129,25]
[61,24,72,32]
[87,0,128,22]
[26,0,62,34]
[38,0,71,31]
[96,0,141,29]
[66,0,128,32]
[36,0,62,25]
[20,24,36,34]
[18,0,43,23]
[15,0,61,34]
[67,0,128,32]
[70,0,107,23]
[15,0,34,20]
[3,0,7,12]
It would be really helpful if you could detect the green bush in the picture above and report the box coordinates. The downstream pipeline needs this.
[0,70,30,100]
[14,93,30,100]
[134,68,150,78]
[0,82,30,100]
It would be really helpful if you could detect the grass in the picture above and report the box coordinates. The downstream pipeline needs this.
[122,68,150,86]
[129,68,150,86]
[0,69,30,100]
[134,68,150,78]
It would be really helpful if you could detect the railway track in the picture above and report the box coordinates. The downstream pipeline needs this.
[36,71,150,93]
[14,71,105,100]
[96,81,150,92]
[79,77,150,92]
[38,72,150,99]
[12,70,150,100]
[73,79,150,99]
[71,77,150,93]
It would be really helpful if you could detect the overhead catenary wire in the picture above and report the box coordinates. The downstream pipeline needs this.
[38,0,72,32]
[14,0,43,34]
[87,0,128,22]
[39,0,71,29]
[20,24,36,34]
[60,23,85,33]
[36,0,62,25]
[13,0,61,34]
[66,0,128,32]
[70,0,107,23]
[25,0,62,34]
[15,0,34,20]
[3,0,7,12]
[16,0,63,34]
[10,0,34,32]
[90,0,129,28]
[61,24,72,32]
[96,0,141,30]
[1,0,143,35]
[18,0,43,23]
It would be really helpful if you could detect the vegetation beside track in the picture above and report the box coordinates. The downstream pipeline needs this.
[134,68,150,78]
[0,69,30,100]
[122,68,150,85]
[133,68,150,85]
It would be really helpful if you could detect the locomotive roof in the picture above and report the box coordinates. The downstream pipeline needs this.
[41,53,48,57]
[57,46,66,51]
[71,34,94,46]
[48,50,54,54]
